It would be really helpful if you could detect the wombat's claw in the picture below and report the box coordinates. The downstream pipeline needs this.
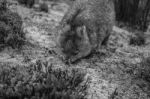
[68,56,77,63]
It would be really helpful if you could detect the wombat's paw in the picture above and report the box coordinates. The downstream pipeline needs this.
[59,55,70,64]
[61,56,75,64]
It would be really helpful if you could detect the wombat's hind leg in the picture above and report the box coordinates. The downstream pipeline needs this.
[101,31,110,46]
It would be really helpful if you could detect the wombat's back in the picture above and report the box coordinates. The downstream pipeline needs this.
[71,0,115,50]
[72,0,115,28]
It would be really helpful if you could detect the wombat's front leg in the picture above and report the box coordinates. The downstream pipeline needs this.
[69,26,92,63]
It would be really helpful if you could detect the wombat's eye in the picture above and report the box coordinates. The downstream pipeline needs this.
[58,30,63,35]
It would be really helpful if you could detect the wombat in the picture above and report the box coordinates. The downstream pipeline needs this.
[57,0,115,63]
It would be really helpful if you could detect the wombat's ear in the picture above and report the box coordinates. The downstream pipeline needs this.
[82,26,87,34]
[76,26,84,37]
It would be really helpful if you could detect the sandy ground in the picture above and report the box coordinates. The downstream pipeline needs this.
[1,1,150,99]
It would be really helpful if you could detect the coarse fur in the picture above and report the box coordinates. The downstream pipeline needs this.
[57,0,115,63]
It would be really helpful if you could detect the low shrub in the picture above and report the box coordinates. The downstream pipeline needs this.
[0,1,25,49]
[0,60,88,99]
[40,3,49,13]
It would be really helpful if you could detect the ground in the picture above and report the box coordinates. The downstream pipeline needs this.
[0,1,150,99]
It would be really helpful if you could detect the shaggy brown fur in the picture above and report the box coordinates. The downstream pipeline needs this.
[57,0,115,63]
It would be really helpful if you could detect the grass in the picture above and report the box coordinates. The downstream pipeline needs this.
[0,60,88,99]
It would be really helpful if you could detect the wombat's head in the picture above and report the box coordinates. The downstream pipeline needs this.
[56,24,74,47]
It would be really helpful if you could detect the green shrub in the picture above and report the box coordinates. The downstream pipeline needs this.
[0,6,25,49]
[40,3,49,13]
[0,60,88,99]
